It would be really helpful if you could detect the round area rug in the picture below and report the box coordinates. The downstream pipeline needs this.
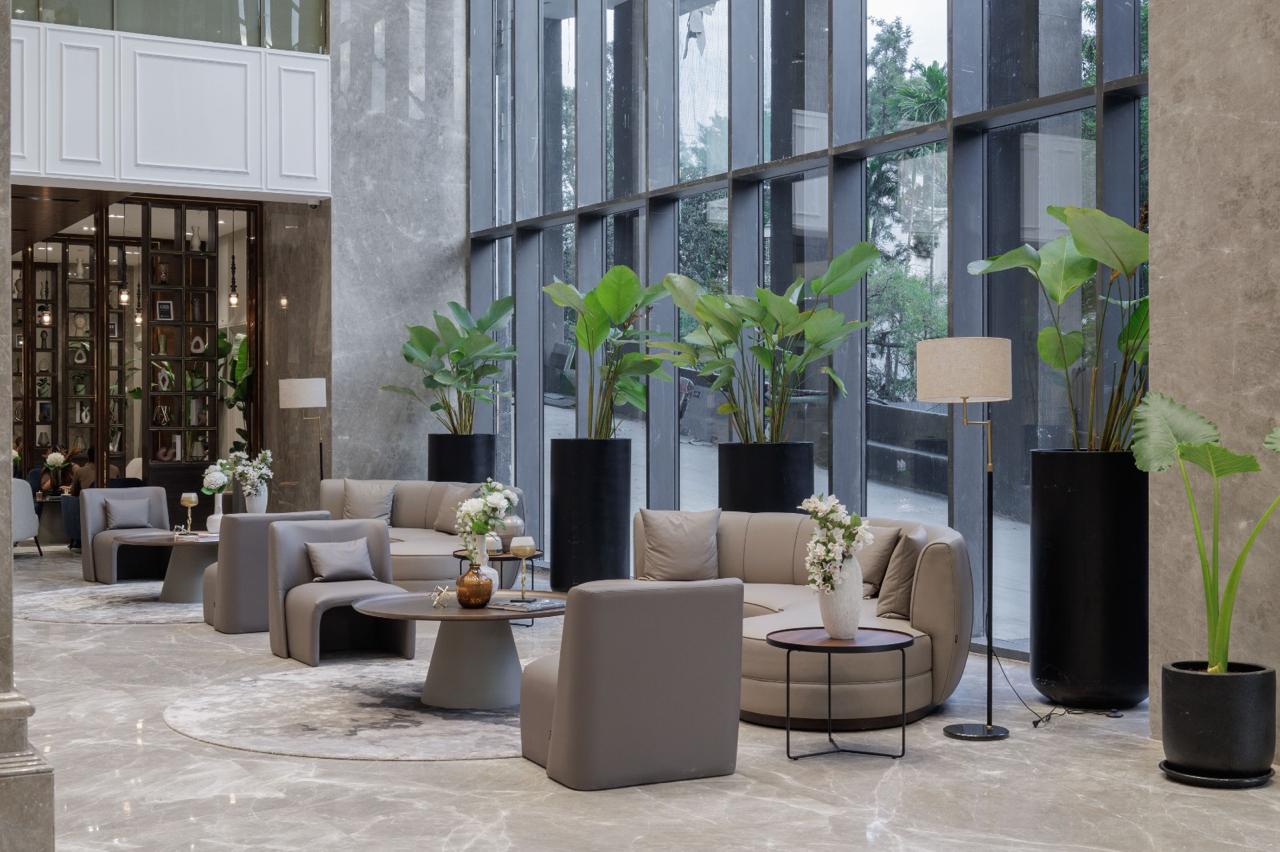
[15,582,204,624]
[164,659,522,761]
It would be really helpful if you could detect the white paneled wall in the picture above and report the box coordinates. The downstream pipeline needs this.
[11,22,330,200]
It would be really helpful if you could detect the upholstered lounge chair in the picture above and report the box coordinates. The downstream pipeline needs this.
[521,578,744,790]
[11,478,42,554]
[80,487,171,584]
[267,519,415,666]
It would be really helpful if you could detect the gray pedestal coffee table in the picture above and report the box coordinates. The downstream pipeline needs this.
[115,530,219,603]
[355,590,566,710]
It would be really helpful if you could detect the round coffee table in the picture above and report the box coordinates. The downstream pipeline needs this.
[355,590,566,710]
[765,627,915,761]
[114,530,219,603]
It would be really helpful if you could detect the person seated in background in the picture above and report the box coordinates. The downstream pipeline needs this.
[67,452,96,497]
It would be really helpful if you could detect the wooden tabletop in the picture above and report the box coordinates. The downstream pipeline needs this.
[765,627,914,653]
[451,549,544,562]
[114,530,219,547]
[355,589,566,622]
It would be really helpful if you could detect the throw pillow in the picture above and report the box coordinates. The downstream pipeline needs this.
[343,479,396,525]
[877,525,929,619]
[432,483,479,534]
[104,498,151,530]
[638,508,721,581]
[306,538,377,582]
[856,525,901,595]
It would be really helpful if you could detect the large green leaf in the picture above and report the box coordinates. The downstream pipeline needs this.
[758,287,800,328]
[575,292,611,353]
[446,301,477,332]
[594,265,643,325]
[813,242,879,297]
[475,296,515,333]
[1266,427,1280,455]
[1117,298,1150,365]
[637,282,669,312]
[820,366,847,396]
[661,273,702,315]
[1037,235,1098,304]
[967,244,1041,277]
[803,307,852,346]
[1047,205,1149,277]
[433,313,463,350]
[1036,327,1084,370]
[1177,442,1261,480]
[542,279,586,314]
[1132,391,1222,473]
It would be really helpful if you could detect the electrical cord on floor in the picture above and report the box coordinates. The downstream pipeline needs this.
[990,647,1124,729]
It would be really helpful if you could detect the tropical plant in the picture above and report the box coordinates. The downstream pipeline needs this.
[542,265,670,440]
[968,205,1149,451]
[380,298,516,435]
[217,331,254,453]
[1132,392,1280,673]
[655,242,878,444]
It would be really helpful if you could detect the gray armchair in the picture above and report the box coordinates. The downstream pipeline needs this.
[11,478,41,555]
[520,578,744,790]
[202,511,331,633]
[267,519,415,666]
[80,487,170,584]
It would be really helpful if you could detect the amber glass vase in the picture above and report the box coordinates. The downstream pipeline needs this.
[456,564,493,609]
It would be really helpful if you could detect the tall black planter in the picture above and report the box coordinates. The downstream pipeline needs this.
[718,442,813,514]
[427,433,495,483]
[1161,661,1276,788]
[1031,449,1148,708]
[550,438,630,591]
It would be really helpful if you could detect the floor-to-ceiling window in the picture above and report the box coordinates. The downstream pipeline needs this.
[467,0,1148,652]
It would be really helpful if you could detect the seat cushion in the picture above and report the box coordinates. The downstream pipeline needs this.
[389,527,464,584]
[741,583,818,618]
[284,579,403,619]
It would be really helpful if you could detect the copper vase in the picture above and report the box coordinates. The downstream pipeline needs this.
[456,564,493,609]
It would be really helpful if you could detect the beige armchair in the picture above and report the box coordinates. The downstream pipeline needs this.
[267,519,415,666]
[521,578,744,790]
[202,511,331,633]
[80,487,171,584]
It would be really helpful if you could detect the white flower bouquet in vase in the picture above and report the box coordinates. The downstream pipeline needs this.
[801,494,874,640]
[200,458,235,533]
[456,479,520,589]
[230,450,274,514]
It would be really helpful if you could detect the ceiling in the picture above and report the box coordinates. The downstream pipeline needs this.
[11,185,130,251]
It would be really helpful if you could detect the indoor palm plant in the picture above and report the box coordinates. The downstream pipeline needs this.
[968,205,1150,709]
[656,242,876,512]
[1132,392,1278,787]
[541,265,668,589]
[381,297,515,482]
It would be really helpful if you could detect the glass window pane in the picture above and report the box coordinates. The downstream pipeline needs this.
[677,190,729,510]
[606,0,645,199]
[986,110,1096,649]
[867,1,949,136]
[1140,0,1149,72]
[13,4,38,21]
[865,143,949,525]
[494,0,515,224]
[987,0,1092,109]
[763,0,829,159]
[116,1,262,48]
[265,0,326,53]
[605,210,647,538]
[541,4,576,212]
[542,224,576,547]
[493,238,515,485]
[678,1,728,181]
[39,0,111,28]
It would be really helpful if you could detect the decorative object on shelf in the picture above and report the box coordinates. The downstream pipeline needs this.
[72,313,89,335]
[156,361,173,391]
[279,378,327,480]
[201,459,234,533]
[190,334,207,354]
[230,449,273,514]
[36,430,50,448]
[510,536,538,601]
[496,513,525,550]
[656,243,877,513]
[969,205,1150,709]
[108,315,119,338]
[180,492,199,533]
[188,225,202,252]
[72,345,88,365]
[35,376,51,398]
[156,301,174,322]
[455,564,493,609]
[455,479,519,570]
[118,285,129,306]
[1133,392,1280,788]
[153,404,172,427]
[916,335,1012,743]
[39,306,52,326]
[800,494,874,640]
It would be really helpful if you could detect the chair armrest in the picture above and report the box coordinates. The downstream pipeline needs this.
[908,533,974,706]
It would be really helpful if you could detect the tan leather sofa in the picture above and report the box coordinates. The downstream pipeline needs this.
[318,479,525,591]
[633,512,973,731]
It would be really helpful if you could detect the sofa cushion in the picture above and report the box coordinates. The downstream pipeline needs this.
[857,525,901,593]
[342,479,396,525]
[638,508,720,581]
[432,483,478,534]
[741,583,817,619]
[104,498,152,529]
[878,525,929,619]
[389,527,466,585]
[306,537,377,582]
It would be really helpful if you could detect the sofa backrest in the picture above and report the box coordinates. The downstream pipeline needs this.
[319,478,525,530]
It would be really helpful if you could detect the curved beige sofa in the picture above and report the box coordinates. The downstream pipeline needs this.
[633,512,973,731]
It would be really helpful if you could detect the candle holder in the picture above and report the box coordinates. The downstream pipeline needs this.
[180,492,199,535]
[509,536,538,601]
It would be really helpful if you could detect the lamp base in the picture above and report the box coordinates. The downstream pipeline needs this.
[943,722,1009,741]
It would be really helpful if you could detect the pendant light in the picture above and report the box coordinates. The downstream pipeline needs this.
[227,209,240,309]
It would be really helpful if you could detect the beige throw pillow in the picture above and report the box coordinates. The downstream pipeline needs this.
[432,483,479,534]
[342,479,396,525]
[639,508,721,581]
[877,525,929,619]
[856,525,901,595]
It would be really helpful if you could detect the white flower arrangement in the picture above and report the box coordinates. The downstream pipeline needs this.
[800,494,873,594]
[201,459,234,495]
[228,449,274,497]
[44,451,67,471]
[456,479,519,563]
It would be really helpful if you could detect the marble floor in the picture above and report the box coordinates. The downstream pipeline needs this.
[11,546,1279,851]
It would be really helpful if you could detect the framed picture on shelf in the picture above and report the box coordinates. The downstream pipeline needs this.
[108,315,119,338]
[155,300,175,322]
[35,401,52,424]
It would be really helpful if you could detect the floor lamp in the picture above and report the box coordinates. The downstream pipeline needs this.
[916,336,1012,742]
[279,378,328,481]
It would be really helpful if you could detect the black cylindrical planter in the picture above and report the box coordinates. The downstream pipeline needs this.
[550,438,630,591]
[717,442,813,514]
[1030,450,1148,709]
[1162,661,1276,786]
[427,433,496,483]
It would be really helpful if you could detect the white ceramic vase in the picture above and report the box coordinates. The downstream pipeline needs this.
[818,556,863,640]
[206,492,224,533]
[245,486,268,514]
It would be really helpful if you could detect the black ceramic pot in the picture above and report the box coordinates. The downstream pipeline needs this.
[717,442,813,514]
[1162,661,1276,787]
[549,438,630,591]
[1030,449,1148,708]
[427,433,496,483]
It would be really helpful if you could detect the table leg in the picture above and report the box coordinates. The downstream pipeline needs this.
[422,620,522,710]
[785,648,908,761]
[159,547,214,603]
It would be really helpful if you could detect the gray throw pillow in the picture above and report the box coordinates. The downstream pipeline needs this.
[432,483,478,534]
[638,508,721,581]
[877,525,929,619]
[104,498,151,530]
[343,479,396,525]
[306,538,376,582]
[857,525,901,594]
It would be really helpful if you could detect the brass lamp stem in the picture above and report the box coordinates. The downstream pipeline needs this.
[960,398,994,473]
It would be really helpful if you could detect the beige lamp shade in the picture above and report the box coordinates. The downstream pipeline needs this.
[279,378,328,410]
[915,337,1012,403]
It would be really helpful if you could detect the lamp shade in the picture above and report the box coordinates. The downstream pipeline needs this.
[915,337,1012,403]
[279,378,327,410]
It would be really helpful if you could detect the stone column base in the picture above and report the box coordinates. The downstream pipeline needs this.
[0,691,55,851]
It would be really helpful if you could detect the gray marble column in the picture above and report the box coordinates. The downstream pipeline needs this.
[1148,0,1280,741]
[329,0,469,479]
[0,4,56,847]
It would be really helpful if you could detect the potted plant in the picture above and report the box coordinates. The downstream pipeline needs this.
[968,205,1150,708]
[1133,392,1278,787]
[381,297,515,482]
[217,331,254,454]
[201,458,234,533]
[657,243,876,513]
[230,450,273,514]
[542,265,669,590]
